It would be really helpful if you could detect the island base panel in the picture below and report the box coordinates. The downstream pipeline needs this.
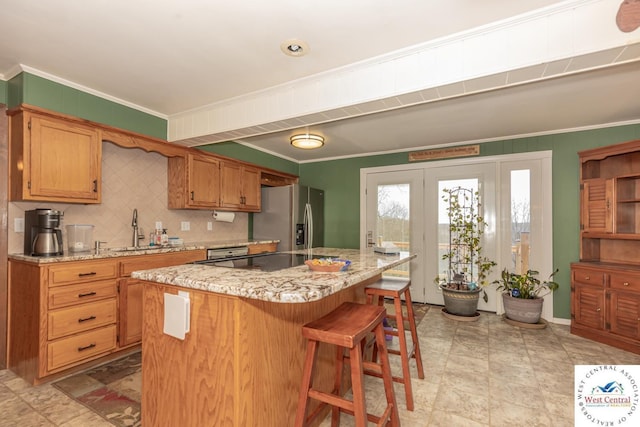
[142,275,379,427]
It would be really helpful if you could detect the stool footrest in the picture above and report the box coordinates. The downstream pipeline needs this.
[308,389,353,413]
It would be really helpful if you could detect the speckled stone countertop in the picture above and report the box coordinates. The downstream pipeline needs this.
[131,247,415,303]
[8,239,277,264]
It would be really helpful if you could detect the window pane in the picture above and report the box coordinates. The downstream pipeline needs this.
[377,184,410,278]
[510,170,530,274]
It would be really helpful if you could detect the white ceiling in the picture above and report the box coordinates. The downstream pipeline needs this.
[1,0,639,163]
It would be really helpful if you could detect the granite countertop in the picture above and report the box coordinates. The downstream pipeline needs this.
[131,247,415,303]
[8,239,278,264]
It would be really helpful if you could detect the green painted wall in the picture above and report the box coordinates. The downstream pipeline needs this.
[7,72,166,139]
[7,73,24,107]
[0,79,6,105]
[199,142,299,175]
[294,125,640,320]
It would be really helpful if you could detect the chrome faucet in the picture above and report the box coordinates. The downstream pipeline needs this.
[132,208,140,247]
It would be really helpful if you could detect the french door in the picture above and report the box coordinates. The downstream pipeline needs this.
[497,157,553,319]
[362,169,425,301]
[361,152,553,318]
[424,163,498,311]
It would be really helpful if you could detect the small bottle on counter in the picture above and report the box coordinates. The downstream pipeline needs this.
[161,229,169,245]
[149,231,156,246]
[155,229,163,246]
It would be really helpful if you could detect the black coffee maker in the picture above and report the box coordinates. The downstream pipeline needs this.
[24,209,64,256]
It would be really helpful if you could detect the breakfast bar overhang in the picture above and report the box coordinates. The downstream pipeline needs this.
[132,248,415,427]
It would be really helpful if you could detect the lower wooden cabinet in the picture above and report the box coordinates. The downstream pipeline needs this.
[119,279,144,347]
[117,250,205,347]
[571,262,640,354]
[8,249,205,384]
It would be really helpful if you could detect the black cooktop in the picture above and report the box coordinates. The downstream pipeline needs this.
[194,252,329,272]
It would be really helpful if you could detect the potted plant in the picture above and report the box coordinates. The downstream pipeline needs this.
[494,268,559,324]
[435,187,496,318]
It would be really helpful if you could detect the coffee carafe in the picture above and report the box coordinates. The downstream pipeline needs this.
[24,209,64,256]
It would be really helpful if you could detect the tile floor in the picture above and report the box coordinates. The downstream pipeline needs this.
[2,307,640,426]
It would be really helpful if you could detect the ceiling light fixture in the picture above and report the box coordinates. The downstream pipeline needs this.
[290,133,324,149]
[280,39,309,57]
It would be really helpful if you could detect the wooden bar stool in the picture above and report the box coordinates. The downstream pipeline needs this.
[365,278,425,411]
[294,302,400,427]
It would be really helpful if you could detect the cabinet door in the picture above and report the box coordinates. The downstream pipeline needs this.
[573,284,605,330]
[609,291,640,340]
[220,161,243,208]
[189,155,221,208]
[220,162,261,211]
[29,115,101,203]
[119,278,143,347]
[241,165,261,211]
[582,179,613,233]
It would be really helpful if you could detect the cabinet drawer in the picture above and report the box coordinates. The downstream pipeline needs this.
[48,299,116,340]
[48,260,117,287]
[610,273,640,292]
[47,325,116,371]
[119,250,205,276]
[48,280,117,309]
[572,268,605,286]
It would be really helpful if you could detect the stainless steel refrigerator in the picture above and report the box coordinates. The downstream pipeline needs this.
[253,184,324,251]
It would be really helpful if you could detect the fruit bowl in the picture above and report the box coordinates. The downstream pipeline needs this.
[305,258,351,272]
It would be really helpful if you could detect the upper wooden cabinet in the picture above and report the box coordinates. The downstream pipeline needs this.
[219,161,261,212]
[579,140,640,263]
[168,154,221,209]
[581,178,613,234]
[9,109,102,203]
[8,104,298,210]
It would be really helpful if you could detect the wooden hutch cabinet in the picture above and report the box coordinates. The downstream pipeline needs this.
[572,139,640,354]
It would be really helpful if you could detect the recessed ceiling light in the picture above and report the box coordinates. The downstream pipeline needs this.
[280,39,309,57]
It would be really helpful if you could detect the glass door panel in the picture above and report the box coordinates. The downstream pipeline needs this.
[363,170,425,301]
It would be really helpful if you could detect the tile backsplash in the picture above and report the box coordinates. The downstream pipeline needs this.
[8,142,248,254]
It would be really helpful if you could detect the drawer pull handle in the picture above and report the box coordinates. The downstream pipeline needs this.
[78,315,97,323]
[585,276,590,280]
[78,272,97,277]
[623,282,630,286]
[78,291,97,298]
[77,343,96,352]
[596,308,601,312]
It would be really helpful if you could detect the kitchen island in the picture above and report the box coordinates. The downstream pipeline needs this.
[132,248,414,427]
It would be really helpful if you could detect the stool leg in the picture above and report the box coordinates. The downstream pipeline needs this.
[371,295,385,363]
[373,322,400,427]
[393,294,415,411]
[348,345,368,427]
[295,340,319,427]
[404,288,425,379]
[331,346,344,427]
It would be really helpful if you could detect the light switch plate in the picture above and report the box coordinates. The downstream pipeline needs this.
[14,218,24,233]
[207,221,212,231]
[155,221,162,230]
[181,221,190,231]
